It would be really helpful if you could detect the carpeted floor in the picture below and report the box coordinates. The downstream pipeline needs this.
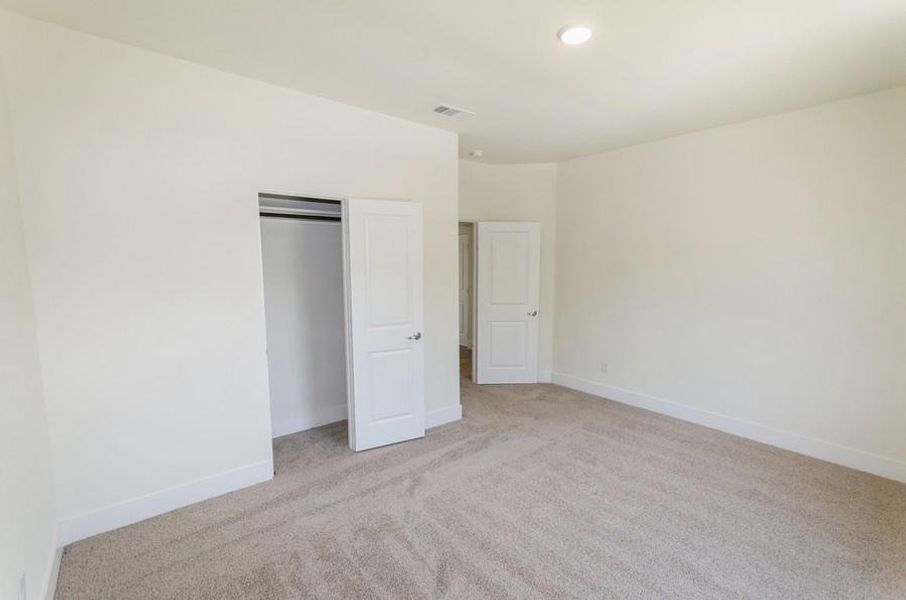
[55,380,906,599]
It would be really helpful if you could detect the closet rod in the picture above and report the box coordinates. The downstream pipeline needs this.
[259,211,340,222]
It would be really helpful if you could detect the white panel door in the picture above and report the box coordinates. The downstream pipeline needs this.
[475,222,541,384]
[344,199,424,451]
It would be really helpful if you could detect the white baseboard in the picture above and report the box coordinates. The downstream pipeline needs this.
[426,404,463,429]
[42,525,62,600]
[538,371,552,383]
[271,403,347,438]
[552,373,906,484]
[59,459,273,545]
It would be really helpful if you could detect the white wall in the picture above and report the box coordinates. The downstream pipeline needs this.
[0,9,460,542]
[260,217,347,438]
[459,161,557,379]
[555,86,906,477]
[0,64,58,600]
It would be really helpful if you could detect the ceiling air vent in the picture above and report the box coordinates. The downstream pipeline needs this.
[433,104,475,118]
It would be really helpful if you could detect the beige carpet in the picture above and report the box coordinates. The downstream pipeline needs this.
[56,381,906,599]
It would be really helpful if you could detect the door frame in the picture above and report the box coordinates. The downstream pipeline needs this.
[257,189,350,444]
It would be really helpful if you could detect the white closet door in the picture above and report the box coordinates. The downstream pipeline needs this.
[344,199,425,451]
[475,222,541,384]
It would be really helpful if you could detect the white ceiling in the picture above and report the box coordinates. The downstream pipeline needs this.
[3,0,906,163]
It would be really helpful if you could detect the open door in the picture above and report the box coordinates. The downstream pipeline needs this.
[344,199,425,451]
[475,222,541,384]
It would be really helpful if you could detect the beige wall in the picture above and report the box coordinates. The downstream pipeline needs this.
[1,9,459,541]
[0,63,58,600]
[555,86,906,473]
[459,161,557,377]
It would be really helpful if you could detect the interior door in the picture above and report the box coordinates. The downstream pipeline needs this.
[344,199,425,451]
[458,229,472,348]
[475,222,541,384]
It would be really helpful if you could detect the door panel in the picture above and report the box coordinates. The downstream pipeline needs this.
[369,350,413,421]
[491,232,530,304]
[366,216,410,325]
[489,321,528,368]
[345,199,424,451]
[476,222,540,384]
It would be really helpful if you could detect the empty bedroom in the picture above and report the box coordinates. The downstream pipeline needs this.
[1,1,905,599]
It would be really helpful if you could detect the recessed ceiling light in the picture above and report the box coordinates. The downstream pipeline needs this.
[557,25,592,45]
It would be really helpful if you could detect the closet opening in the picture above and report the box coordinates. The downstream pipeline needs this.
[258,193,348,448]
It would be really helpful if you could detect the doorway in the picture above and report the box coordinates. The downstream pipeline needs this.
[458,222,474,381]
[259,195,346,438]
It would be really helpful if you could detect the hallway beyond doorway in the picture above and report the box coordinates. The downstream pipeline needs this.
[460,345,472,381]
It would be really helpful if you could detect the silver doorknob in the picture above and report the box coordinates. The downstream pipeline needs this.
[408,331,422,340]
[528,310,538,317]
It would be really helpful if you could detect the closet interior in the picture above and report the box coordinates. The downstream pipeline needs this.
[258,194,347,439]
